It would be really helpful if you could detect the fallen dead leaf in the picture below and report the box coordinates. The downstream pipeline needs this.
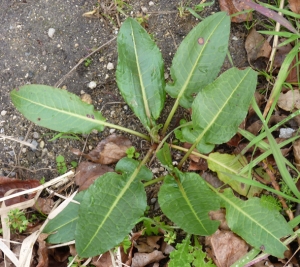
[36,233,49,267]
[278,90,300,111]
[72,134,132,164]
[75,161,114,191]
[135,236,162,253]
[245,28,271,67]
[288,0,300,14]
[33,198,54,214]
[91,251,112,267]
[131,250,165,267]
[219,0,253,22]
[183,143,208,171]
[205,229,248,267]
[209,209,229,230]
[273,40,293,68]
[160,242,175,255]
[286,52,300,84]
[0,177,40,206]
[293,138,300,171]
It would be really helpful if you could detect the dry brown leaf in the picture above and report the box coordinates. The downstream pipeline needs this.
[205,230,248,267]
[288,0,300,14]
[183,143,208,171]
[72,134,132,164]
[0,177,40,206]
[293,138,300,171]
[245,28,271,67]
[278,90,300,111]
[75,161,114,191]
[91,251,112,267]
[246,120,263,135]
[274,40,293,68]
[82,7,100,18]
[209,209,230,230]
[219,0,253,22]
[286,52,300,83]
[135,236,162,253]
[33,198,54,214]
[131,250,165,267]
[36,233,49,267]
[160,242,175,255]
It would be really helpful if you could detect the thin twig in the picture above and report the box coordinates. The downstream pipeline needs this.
[54,36,117,88]
[267,0,285,72]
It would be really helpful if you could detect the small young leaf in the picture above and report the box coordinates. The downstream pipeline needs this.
[116,18,165,131]
[185,67,257,153]
[75,158,152,257]
[166,12,230,108]
[219,189,293,258]
[156,143,173,170]
[11,85,106,134]
[158,169,220,235]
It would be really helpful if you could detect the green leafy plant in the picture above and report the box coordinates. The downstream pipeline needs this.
[84,58,92,67]
[126,146,140,159]
[6,209,28,234]
[56,155,77,174]
[10,12,296,264]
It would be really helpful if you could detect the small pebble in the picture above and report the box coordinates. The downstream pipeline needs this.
[123,105,128,111]
[107,62,114,70]
[149,1,154,6]
[164,72,169,79]
[279,128,295,138]
[41,148,48,157]
[80,90,85,94]
[89,145,93,150]
[39,140,45,149]
[74,43,79,48]
[92,129,98,134]
[81,93,92,104]
[141,6,148,13]
[232,36,238,41]
[33,132,40,139]
[48,28,55,38]
[31,140,38,151]
[88,81,97,89]
[152,167,160,174]
[105,74,109,79]
[150,198,157,204]
[1,110,7,116]
[7,151,15,157]
[22,147,27,153]
[109,128,116,134]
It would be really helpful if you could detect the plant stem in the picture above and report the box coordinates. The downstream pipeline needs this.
[102,121,151,141]
[143,176,165,187]
[161,97,180,136]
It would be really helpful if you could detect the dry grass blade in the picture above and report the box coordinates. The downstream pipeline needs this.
[0,134,36,149]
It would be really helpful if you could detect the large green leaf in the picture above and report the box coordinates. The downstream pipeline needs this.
[158,169,220,235]
[184,67,257,153]
[219,189,293,258]
[11,85,106,133]
[116,18,165,131]
[75,158,152,257]
[208,152,262,197]
[43,192,85,243]
[165,12,230,108]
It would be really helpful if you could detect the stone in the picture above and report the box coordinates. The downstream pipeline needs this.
[48,28,55,38]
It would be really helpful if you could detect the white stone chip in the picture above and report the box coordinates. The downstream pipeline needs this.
[107,62,114,70]
[279,128,295,138]
[88,81,97,89]
[1,110,7,116]
[149,1,154,6]
[48,28,55,38]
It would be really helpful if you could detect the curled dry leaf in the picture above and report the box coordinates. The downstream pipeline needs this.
[245,28,271,68]
[278,90,300,111]
[209,209,230,231]
[0,177,40,206]
[131,250,165,267]
[288,0,300,14]
[33,198,55,214]
[75,161,114,191]
[273,40,292,68]
[183,143,208,171]
[72,134,132,164]
[219,0,252,22]
[286,52,300,84]
[205,229,248,267]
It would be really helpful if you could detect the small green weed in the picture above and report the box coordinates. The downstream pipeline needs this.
[6,209,28,234]
[84,58,92,67]
[56,155,77,174]
[126,146,140,159]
